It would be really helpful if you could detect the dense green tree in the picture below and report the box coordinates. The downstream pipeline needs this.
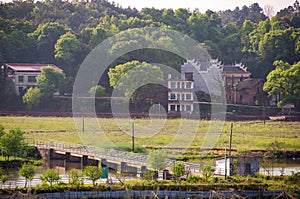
[29,22,68,62]
[40,169,61,186]
[19,163,35,188]
[258,28,299,64]
[264,61,300,110]
[148,150,168,171]
[0,128,25,160]
[55,31,81,76]
[83,166,102,186]
[22,87,42,110]
[0,125,4,137]
[108,61,164,101]
[36,66,66,97]
[88,85,108,97]
[201,165,215,181]
[0,167,7,189]
[67,168,82,186]
[171,162,186,181]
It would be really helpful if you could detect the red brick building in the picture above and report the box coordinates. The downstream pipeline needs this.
[228,78,268,105]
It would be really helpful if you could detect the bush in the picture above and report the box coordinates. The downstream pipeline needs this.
[187,175,201,183]
[210,176,220,183]
[113,144,147,153]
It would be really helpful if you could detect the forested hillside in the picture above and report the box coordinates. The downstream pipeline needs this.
[0,0,299,111]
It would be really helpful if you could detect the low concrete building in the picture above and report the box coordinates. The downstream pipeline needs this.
[215,156,260,176]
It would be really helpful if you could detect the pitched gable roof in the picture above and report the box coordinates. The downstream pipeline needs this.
[236,78,264,91]
[6,63,63,72]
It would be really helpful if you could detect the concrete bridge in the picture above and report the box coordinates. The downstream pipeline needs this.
[34,140,202,176]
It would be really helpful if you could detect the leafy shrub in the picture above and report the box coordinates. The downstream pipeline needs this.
[187,175,201,183]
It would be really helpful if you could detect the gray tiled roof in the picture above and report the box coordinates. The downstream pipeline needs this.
[236,78,263,90]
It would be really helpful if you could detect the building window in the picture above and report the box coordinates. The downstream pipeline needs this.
[171,82,176,89]
[18,87,24,94]
[177,94,180,100]
[181,82,185,89]
[240,95,243,101]
[18,76,24,82]
[186,105,191,111]
[181,94,185,101]
[177,82,180,89]
[186,94,191,100]
[185,72,193,81]
[170,93,176,100]
[28,76,36,83]
[186,82,191,89]
[170,105,175,111]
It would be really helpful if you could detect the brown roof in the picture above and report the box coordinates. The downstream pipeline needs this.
[6,63,63,72]
[236,78,263,91]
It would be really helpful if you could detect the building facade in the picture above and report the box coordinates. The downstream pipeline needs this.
[167,74,194,113]
[215,157,260,176]
[228,78,268,105]
[5,63,63,95]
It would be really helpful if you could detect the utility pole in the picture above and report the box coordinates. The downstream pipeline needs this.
[229,123,233,157]
[132,120,135,152]
[224,141,227,180]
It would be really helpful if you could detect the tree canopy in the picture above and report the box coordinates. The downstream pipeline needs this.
[264,61,300,110]
[108,61,164,101]
[36,66,66,97]
[0,128,25,160]
[0,0,300,110]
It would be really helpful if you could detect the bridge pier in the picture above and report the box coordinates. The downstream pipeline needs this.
[38,148,51,168]
[81,155,89,167]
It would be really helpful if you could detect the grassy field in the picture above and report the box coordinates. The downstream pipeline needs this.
[0,116,299,152]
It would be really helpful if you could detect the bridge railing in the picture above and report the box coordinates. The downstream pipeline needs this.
[34,140,202,172]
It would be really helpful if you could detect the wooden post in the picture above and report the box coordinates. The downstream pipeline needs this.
[132,121,135,152]
[229,123,233,157]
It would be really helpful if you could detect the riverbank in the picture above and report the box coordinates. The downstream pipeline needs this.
[2,189,299,199]
[0,177,299,198]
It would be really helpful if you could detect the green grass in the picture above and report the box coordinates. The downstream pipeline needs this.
[0,116,299,152]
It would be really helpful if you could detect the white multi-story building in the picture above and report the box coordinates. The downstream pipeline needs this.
[5,63,63,95]
[167,74,194,113]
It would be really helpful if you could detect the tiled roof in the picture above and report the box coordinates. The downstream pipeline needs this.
[6,63,63,72]
[236,78,263,90]
[222,66,249,72]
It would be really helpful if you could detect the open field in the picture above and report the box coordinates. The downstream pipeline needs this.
[0,116,299,153]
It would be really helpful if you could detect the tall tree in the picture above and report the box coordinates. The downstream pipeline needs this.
[40,169,61,186]
[108,61,164,102]
[83,165,102,186]
[0,128,25,160]
[148,150,168,172]
[22,87,42,110]
[264,61,300,110]
[29,22,68,62]
[171,162,186,181]
[201,165,215,181]
[19,163,35,188]
[55,31,81,76]
[36,66,66,97]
